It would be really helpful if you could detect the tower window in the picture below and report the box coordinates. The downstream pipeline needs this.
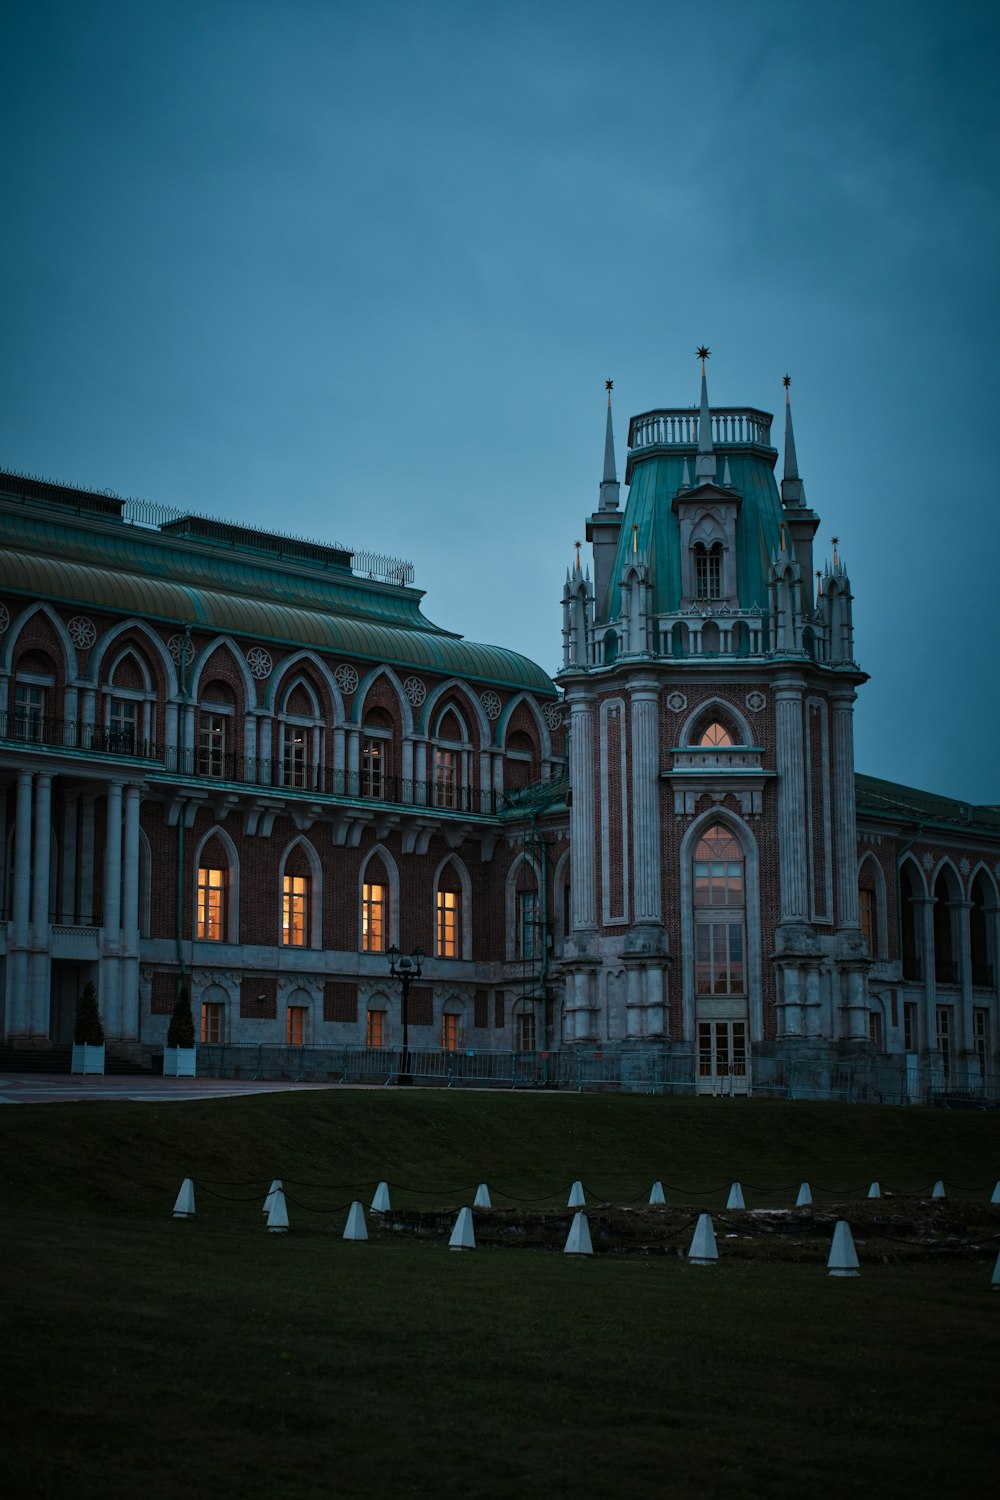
[694,541,722,599]
[693,825,745,996]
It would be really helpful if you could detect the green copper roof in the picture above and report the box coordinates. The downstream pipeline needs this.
[0,500,556,695]
[855,774,1000,836]
[601,447,783,624]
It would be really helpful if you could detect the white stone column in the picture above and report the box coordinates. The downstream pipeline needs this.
[955,899,974,1059]
[573,971,595,1040]
[644,966,665,1037]
[915,895,937,1050]
[60,793,79,922]
[625,966,643,1037]
[101,782,124,1037]
[78,795,96,923]
[63,685,79,747]
[346,727,360,790]
[780,966,803,1037]
[414,741,427,805]
[831,689,861,928]
[774,679,807,922]
[8,772,33,1035]
[119,785,142,1040]
[629,678,662,924]
[29,774,53,1037]
[568,691,597,932]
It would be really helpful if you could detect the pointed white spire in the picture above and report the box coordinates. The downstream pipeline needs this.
[343,1201,368,1241]
[827,1220,860,1276]
[599,379,620,512]
[688,1213,718,1265]
[695,346,716,484]
[266,1187,289,1233]
[563,1210,594,1255]
[172,1177,196,1219]
[449,1206,476,1250]
[781,375,805,506]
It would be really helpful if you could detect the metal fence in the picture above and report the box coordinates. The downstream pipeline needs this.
[194,1042,999,1105]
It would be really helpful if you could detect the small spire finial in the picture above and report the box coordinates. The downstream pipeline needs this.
[632,522,639,554]
[783,373,791,391]
[831,536,839,569]
[695,347,716,481]
[696,345,710,373]
[605,377,613,407]
[574,539,582,571]
[781,372,804,503]
[780,522,787,553]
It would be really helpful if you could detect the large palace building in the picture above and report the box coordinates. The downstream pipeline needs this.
[1,361,997,1097]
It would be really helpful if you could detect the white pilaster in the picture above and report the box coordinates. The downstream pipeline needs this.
[120,784,142,1040]
[102,782,124,1036]
[29,774,53,1036]
[8,771,33,1035]
[568,691,596,931]
[60,792,78,922]
[78,794,96,923]
[774,679,807,922]
[831,690,861,928]
[629,679,662,924]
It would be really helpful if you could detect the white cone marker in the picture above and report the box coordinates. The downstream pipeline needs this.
[263,1178,282,1214]
[449,1206,476,1251]
[992,1248,1000,1290]
[726,1182,745,1210]
[266,1187,289,1233]
[343,1201,368,1242]
[827,1220,859,1276]
[172,1177,196,1219]
[567,1180,585,1208]
[649,1180,666,1205]
[796,1182,813,1207]
[473,1183,492,1209]
[688,1213,718,1265]
[563,1210,593,1255]
[868,1181,881,1199]
[371,1181,391,1213]
[991,1181,1000,1205]
[931,1179,946,1199]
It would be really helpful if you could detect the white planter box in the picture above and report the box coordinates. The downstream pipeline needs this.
[163,1047,197,1078]
[71,1043,105,1075]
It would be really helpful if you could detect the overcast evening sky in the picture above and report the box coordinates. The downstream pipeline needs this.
[2,1,998,803]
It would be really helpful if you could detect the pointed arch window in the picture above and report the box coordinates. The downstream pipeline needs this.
[694,541,722,600]
[699,721,733,747]
[278,678,324,791]
[693,825,746,995]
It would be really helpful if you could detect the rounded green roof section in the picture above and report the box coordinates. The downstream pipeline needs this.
[0,544,556,697]
[601,448,783,623]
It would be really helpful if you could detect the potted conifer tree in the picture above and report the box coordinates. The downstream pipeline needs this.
[163,984,197,1077]
[71,982,106,1075]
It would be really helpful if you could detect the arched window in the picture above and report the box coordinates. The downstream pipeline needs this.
[361,852,389,953]
[694,541,722,599]
[280,840,321,949]
[194,830,238,944]
[278,677,323,790]
[435,863,464,958]
[970,871,995,988]
[198,680,236,778]
[362,707,393,799]
[899,861,922,981]
[12,649,57,744]
[698,721,733,747]
[505,729,535,791]
[693,825,745,996]
[432,704,470,810]
[933,867,960,985]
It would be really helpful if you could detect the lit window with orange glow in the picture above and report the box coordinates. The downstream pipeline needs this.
[282,874,309,946]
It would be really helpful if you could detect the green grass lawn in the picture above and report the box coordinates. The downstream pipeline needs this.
[3,1090,999,1498]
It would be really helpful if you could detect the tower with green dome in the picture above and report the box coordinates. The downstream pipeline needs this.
[558,353,869,1090]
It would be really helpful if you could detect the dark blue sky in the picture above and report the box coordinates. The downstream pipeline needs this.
[3,0,998,801]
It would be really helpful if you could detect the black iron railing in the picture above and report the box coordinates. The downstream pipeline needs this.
[0,712,514,816]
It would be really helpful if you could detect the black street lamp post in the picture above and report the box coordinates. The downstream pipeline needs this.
[386,944,425,1085]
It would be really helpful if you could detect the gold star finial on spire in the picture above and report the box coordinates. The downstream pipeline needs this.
[831,535,840,568]
[783,374,791,389]
[605,378,613,392]
[574,539,582,570]
[696,345,710,371]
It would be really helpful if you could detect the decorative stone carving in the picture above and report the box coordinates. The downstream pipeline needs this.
[168,633,195,666]
[68,615,96,649]
[403,675,426,706]
[921,852,934,870]
[665,691,688,713]
[543,701,564,730]
[334,663,359,695]
[0,602,9,634]
[745,690,766,713]
[480,690,502,721]
[246,645,272,680]
[959,857,970,877]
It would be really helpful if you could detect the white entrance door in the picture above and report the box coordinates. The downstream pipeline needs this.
[698,1020,749,1095]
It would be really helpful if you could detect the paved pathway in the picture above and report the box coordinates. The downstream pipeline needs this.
[0,1074,352,1104]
